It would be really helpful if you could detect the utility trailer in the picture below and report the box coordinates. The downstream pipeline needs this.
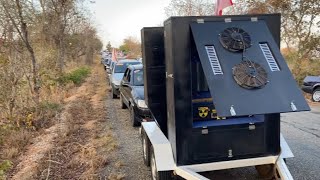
[140,14,310,180]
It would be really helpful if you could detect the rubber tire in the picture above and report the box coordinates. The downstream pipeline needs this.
[141,130,151,166]
[120,95,127,109]
[111,87,117,99]
[130,106,140,127]
[150,146,173,180]
[312,87,320,102]
[255,164,276,180]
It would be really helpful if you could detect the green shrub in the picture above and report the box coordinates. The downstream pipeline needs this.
[57,67,91,85]
[0,160,12,180]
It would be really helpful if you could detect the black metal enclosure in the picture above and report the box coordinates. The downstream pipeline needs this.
[141,27,168,136]
[142,14,310,166]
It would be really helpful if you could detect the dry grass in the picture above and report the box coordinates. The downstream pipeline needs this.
[1,61,121,180]
[94,134,119,152]
[108,173,126,180]
[1,147,19,160]
[34,62,121,179]
[0,129,33,179]
[1,129,32,160]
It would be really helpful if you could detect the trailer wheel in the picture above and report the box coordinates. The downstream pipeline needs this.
[255,164,276,179]
[141,130,150,166]
[150,146,173,180]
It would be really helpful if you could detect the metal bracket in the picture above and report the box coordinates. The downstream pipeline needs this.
[228,149,233,158]
[197,19,204,23]
[251,17,258,22]
[290,101,297,111]
[166,72,174,79]
[224,18,232,23]
[230,105,236,116]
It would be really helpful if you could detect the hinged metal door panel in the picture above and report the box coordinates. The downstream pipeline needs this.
[190,21,310,117]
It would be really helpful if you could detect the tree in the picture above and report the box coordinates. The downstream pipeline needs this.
[0,0,103,123]
[231,0,320,83]
[1,0,40,104]
[40,0,77,72]
[119,36,141,58]
[165,0,215,16]
[106,41,112,52]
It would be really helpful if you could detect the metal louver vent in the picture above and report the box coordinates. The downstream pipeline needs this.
[259,43,280,71]
[205,45,223,75]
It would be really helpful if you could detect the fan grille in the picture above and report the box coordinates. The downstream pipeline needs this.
[233,61,268,89]
[219,27,251,52]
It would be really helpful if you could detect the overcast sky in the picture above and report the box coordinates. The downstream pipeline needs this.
[89,0,171,47]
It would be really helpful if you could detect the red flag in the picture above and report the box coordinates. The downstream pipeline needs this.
[111,48,118,62]
[215,0,233,16]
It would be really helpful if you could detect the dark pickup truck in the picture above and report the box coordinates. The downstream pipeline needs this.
[119,64,151,126]
[302,76,320,102]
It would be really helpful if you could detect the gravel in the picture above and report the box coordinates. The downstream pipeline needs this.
[103,84,151,180]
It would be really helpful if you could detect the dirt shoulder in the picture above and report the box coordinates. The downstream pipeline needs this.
[8,63,123,180]
[6,60,151,180]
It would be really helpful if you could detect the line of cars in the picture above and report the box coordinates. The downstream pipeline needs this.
[103,56,151,126]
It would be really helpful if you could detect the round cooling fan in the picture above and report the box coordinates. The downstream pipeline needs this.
[232,61,268,89]
[219,27,252,52]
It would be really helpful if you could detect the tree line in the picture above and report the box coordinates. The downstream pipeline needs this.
[0,0,102,124]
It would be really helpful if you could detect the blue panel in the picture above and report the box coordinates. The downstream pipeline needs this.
[192,91,211,99]
[193,115,264,128]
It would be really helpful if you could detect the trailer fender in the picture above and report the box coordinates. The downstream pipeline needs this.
[142,122,175,171]
[280,133,294,159]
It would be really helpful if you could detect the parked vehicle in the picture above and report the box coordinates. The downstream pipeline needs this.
[302,76,320,102]
[102,58,110,70]
[119,64,150,126]
[107,58,126,75]
[110,59,141,98]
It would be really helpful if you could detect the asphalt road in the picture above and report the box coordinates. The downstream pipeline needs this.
[281,104,320,180]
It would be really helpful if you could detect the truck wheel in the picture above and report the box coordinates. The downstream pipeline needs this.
[141,130,150,166]
[312,87,320,102]
[150,146,173,180]
[111,87,117,99]
[130,106,140,127]
[255,164,275,179]
[120,95,127,109]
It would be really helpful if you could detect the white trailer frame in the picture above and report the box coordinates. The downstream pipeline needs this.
[141,121,294,180]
